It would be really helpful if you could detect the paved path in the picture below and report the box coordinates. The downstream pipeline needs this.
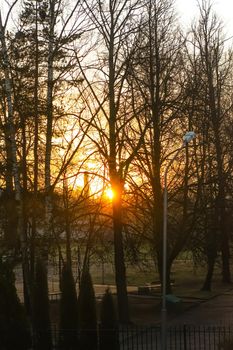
[120,290,233,350]
[169,288,233,325]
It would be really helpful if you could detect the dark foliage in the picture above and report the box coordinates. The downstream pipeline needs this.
[99,288,119,350]
[33,258,52,350]
[59,263,79,350]
[78,270,97,350]
[0,193,18,249]
[0,259,31,350]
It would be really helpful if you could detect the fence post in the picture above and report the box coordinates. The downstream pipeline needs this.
[183,325,187,350]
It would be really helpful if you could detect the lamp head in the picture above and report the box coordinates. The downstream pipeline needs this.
[183,131,196,145]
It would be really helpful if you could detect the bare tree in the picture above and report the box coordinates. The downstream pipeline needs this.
[0,0,90,314]
[127,0,188,292]
[0,0,33,308]
[76,0,148,322]
[188,0,233,285]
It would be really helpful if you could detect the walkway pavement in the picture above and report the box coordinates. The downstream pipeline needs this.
[169,288,233,325]
[120,289,233,350]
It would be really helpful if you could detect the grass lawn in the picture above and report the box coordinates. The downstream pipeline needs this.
[87,257,233,324]
[16,256,233,325]
[90,257,232,299]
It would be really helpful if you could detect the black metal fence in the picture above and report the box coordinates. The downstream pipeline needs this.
[3,324,233,349]
[119,324,233,350]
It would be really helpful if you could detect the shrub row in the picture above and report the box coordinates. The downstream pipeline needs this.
[0,259,119,350]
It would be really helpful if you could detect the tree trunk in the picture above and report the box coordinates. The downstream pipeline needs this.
[44,0,55,259]
[201,5,231,284]
[201,255,216,291]
[3,116,16,246]
[64,202,72,269]
[0,12,31,312]
[112,185,129,323]
[108,6,129,322]
[214,134,231,283]
[31,0,40,282]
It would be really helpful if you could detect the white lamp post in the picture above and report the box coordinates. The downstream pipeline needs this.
[161,131,196,350]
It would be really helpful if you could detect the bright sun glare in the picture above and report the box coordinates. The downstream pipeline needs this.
[105,188,114,200]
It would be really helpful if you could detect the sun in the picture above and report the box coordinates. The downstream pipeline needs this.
[105,188,114,200]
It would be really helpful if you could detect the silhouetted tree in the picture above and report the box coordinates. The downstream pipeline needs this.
[186,1,233,288]
[79,0,148,322]
[99,288,119,350]
[33,258,52,350]
[59,263,79,350]
[78,270,97,350]
[127,0,186,293]
[0,259,31,350]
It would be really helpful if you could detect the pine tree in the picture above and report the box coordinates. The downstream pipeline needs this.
[59,263,79,350]
[0,259,31,350]
[32,258,52,350]
[99,289,119,350]
[78,270,97,350]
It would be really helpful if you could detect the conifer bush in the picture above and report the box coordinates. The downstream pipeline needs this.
[33,258,52,350]
[99,288,119,350]
[0,259,31,350]
[59,263,79,350]
[78,270,98,350]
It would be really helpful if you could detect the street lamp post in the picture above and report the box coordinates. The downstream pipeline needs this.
[161,131,196,350]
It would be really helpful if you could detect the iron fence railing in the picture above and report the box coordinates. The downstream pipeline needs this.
[119,324,233,350]
[2,324,233,349]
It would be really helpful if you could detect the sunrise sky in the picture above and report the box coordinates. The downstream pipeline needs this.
[175,0,233,39]
[1,0,233,40]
